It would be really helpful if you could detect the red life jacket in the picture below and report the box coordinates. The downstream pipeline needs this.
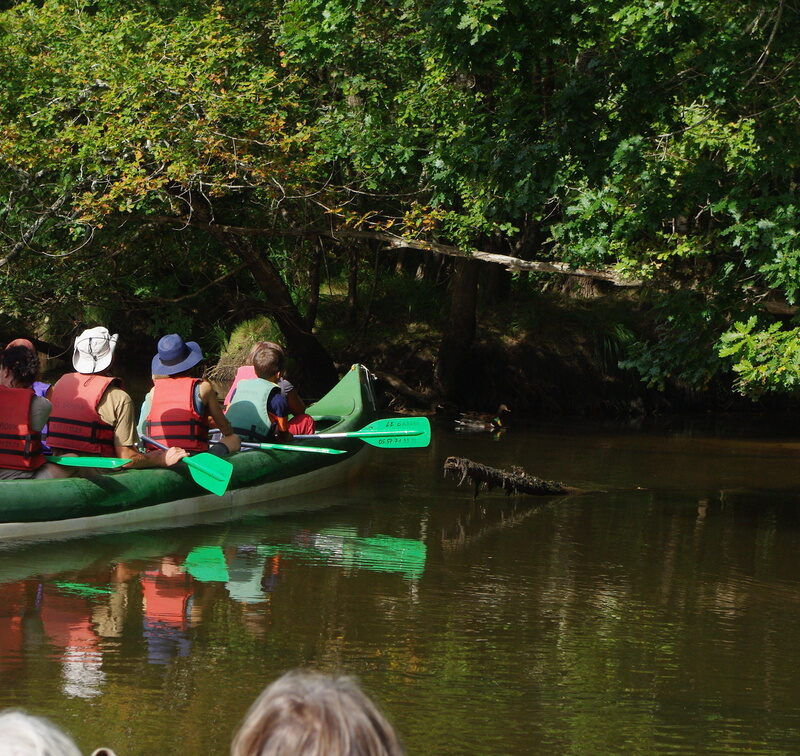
[47,373,118,455]
[144,377,209,452]
[0,386,45,471]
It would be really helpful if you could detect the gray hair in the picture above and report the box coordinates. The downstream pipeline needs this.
[231,671,404,756]
[0,710,81,756]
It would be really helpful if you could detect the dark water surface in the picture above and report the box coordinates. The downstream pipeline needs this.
[2,420,800,755]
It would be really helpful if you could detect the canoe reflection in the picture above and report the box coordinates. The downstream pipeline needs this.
[0,524,427,686]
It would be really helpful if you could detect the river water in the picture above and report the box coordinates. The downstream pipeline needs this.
[1,419,800,755]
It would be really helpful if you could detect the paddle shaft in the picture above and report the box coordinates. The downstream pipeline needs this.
[294,417,431,448]
[294,430,422,439]
[241,441,345,455]
[141,437,169,452]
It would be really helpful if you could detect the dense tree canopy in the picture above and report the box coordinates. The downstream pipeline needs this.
[1,0,800,399]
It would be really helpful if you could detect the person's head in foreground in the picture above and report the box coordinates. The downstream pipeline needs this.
[231,671,404,756]
[0,709,82,756]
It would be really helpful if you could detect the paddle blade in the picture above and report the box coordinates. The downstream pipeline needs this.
[184,452,233,496]
[49,455,129,469]
[360,418,431,448]
[295,417,432,448]
[140,435,233,496]
[359,417,431,438]
[53,581,113,597]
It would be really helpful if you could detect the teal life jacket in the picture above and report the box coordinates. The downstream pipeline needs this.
[225,377,281,442]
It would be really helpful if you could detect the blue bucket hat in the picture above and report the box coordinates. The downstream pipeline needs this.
[152,333,204,375]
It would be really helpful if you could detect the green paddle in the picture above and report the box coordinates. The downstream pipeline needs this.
[140,436,232,497]
[294,417,431,448]
[241,441,346,455]
[53,581,113,597]
[48,455,130,469]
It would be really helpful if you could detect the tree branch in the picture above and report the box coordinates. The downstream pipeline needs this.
[147,216,643,288]
[745,0,785,88]
[0,192,72,267]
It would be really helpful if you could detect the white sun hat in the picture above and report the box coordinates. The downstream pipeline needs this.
[72,327,119,374]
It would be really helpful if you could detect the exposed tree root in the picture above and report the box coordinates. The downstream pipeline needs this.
[443,456,583,498]
[373,370,435,407]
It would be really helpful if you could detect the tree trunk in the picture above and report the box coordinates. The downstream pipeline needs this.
[347,245,358,326]
[395,249,417,276]
[236,239,338,397]
[480,234,511,303]
[481,261,511,303]
[306,240,322,330]
[187,198,338,396]
[435,257,480,399]
[417,251,443,283]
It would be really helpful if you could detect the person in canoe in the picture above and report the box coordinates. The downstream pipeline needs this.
[224,342,315,436]
[140,333,240,456]
[5,338,50,399]
[0,345,60,480]
[47,327,187,475]
[225,344,294,444]
[5,338,52,453]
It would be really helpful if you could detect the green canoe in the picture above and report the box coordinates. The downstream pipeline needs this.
[0,364,378,541]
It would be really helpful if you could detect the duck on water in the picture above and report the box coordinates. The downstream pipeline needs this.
[455,404,511,432]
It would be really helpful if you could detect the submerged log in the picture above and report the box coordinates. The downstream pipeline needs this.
[443,456,582,498]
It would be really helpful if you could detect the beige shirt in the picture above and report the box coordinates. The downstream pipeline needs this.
[96,385,138,448]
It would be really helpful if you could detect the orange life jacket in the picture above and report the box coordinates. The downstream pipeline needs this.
[47,373,118,455]
[144,377,209,452]
[0,386,45,471]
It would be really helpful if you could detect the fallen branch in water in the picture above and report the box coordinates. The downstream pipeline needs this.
[443,456,583,498]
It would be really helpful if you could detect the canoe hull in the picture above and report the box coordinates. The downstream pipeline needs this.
[0,365,378,541]
[0,446,371,542]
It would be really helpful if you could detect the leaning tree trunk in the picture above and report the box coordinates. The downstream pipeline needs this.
[434,257,480,399]
[186,197,338,396]
[234,238,339,397]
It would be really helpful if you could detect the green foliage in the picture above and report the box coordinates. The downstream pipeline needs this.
[3,0,800,396]
[0,1,313,217]
[718,317,800,396]
[618,292,731,390]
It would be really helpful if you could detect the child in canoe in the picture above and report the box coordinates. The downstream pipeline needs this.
[225,344,293,443]
[225,342,315,436]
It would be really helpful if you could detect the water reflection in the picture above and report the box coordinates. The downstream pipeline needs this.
[141,557,194,665]
[2,424,800,754]
[0,519,428,692]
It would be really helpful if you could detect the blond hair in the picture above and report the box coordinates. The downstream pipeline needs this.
[231,671,404,756]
